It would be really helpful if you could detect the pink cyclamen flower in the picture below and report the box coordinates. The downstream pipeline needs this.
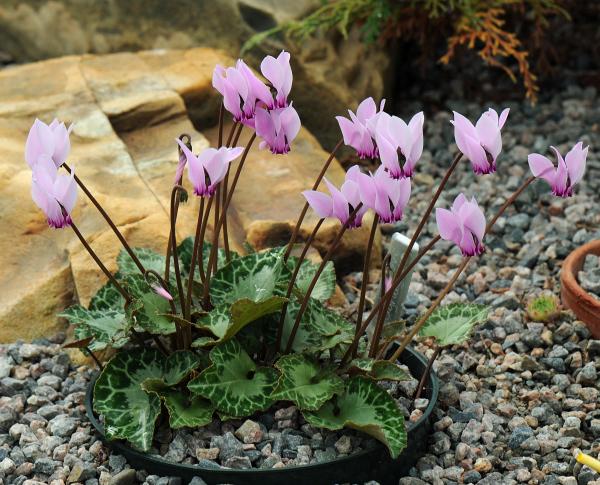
[436,193,486,257]
[261,51,292,109]
[153,285,173,301]
[31,154,78,229]
[25,118,73,169]
[176,139,244,197]
[528,142,588,198]
[336,97,385,159]
[451,108,510,175]
[358,166,411,223]
[302,166,368,228]
[255,105,301,154]
[373,112,424,179]
[212,60,272,123]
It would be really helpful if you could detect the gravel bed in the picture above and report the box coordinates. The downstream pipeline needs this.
[1,84,600,484]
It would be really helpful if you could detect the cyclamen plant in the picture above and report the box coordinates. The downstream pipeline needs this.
[24,51,589,460]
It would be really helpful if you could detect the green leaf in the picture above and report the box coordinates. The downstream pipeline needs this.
[272,354,344,411]
[210,248,286,305]
[117,247,165,277]
[279,298,354,354]
[59,305,129,351]
[303,376,407,458]
[192,296,286,347]
[94,350,200,451]
[123,275,176,335]
[188,340,278,417]
[160,391,214,429]
[178,237,233,279]
[419,302,489,346]
[347,358,410,382]
[286,257,336,302]
[89,282,126,311]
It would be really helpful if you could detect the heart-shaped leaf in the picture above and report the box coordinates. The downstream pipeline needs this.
[188,340,278,417]
[192,296,286,347]
[210,248,286,305]
[117,247,166,277]
[419,302,489,346]
[279,298,354,354]
[285,257,336,302]
[303,376,407,458]
[94,349,201,451]
[272,354,344,411]
[346,358,410,381]
[160,390,215,429]
[59,305,129,351]
[123,275,176,335]
[178,237,233,279]
[89,282,126,312]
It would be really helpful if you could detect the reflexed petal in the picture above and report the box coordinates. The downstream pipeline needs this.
[376,131,401,177]
[460,197,486,244]
[565,142,588,185]
[281,105,301,144]
[436,208,463,245]
[451,193,468,213]
[25,119,55,168]
[324,178,349,223]
[528,153,555,182]
[451,111,478,141]
[498,108,510,129]
[476,112,502,161]
[54,170,78,214]
[302,190,332,218]
[355,97,377,122]
[51,122,72,167]
[336,116,358,146]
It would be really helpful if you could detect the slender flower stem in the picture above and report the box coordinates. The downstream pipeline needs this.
[185,197,205,319]
[203,187,221,308]
[385,175,538,363]
[169,185,187,322]
[69,220,130,301]
[231,123,244,147]
[63,163,146,275]
[358,153,463,358]
[165,134,192,281]
[357,215,379,354]
[413,346,442,402]
[275,218,325,353]
[283,138,344,262]
[285,204,363,353]
[389,257,471,363]
[197,196,214,285]
[485,176,536,233]
[340,235,441,365]
[204,133,257,296]
[218,103,224,147]
[225,121,238,147]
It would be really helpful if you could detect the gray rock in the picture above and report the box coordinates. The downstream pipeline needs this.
[32,457,58,475]
[508,426,535,449]
[48,415,78,437]
[223,455,252,469]
[210,432,243,463]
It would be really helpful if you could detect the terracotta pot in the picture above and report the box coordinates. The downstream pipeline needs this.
[560,239,600,338]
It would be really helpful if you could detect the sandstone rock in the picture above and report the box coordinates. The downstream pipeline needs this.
[0,48,378,343]
[0,1,388,148]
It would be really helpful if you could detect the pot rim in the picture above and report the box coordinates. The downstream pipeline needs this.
[560,239,600,332]
[85,346,439,476]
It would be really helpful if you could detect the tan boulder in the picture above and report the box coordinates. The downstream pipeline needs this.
[0,47,380,344]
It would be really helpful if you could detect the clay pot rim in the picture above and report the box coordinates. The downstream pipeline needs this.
[560,239,600,336]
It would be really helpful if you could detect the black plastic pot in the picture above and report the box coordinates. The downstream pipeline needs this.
[85,346,439,485]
